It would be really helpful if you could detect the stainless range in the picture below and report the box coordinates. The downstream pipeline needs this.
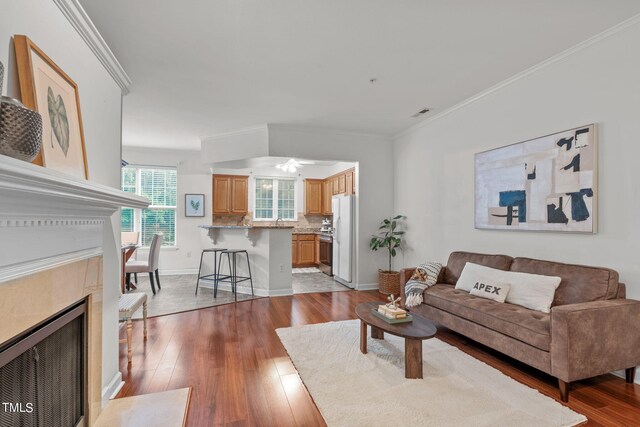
[318,233,333,276]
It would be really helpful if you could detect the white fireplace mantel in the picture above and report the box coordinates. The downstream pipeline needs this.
[0,155,149,283]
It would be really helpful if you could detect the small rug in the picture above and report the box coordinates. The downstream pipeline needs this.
[276,320,586,427]
[128,274,260,319]
[95,388,190,427]
[293,267,322,274]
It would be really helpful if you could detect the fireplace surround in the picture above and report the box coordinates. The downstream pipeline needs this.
[0,155,149,425]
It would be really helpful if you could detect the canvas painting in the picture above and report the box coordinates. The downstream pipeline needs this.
[475,124,596,233]
[14,35,89,179]
[185,194,205,217]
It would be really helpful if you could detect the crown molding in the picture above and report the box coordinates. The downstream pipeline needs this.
[393,12,640,140]
[53,0,132,95]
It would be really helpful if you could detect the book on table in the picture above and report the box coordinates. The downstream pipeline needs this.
[371,309,413,324]
[378,305,408,319]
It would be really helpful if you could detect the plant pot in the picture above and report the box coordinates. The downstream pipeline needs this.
[378,270,401,295]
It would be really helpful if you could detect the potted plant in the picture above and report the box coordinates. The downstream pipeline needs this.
[369,215,405,295]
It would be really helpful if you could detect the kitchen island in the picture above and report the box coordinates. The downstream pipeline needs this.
[199,225,294,297]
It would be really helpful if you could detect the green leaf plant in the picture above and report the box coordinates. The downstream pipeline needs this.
[369,215,406,273]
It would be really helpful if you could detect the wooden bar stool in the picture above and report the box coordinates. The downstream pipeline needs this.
[195,248,229,296]
[217,249,254,301]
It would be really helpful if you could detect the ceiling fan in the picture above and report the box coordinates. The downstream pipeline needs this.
[275,158,315,173]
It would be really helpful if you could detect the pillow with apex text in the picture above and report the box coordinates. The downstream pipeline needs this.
[469,281,510,303]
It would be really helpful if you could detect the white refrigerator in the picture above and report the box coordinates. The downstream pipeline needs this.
[332,195,355,288]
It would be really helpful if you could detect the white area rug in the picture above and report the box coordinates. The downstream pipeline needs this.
[276,320,586,427]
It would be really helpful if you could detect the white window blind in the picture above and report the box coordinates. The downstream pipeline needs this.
[121,166,177,246]
[254,177,296,221]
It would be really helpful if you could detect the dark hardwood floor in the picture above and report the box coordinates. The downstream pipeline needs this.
[118,291,640,426]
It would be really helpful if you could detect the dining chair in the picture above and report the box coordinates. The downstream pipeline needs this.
[125,233,163,294]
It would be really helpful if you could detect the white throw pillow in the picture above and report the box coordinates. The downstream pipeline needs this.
[470,281,510,303]
[455,262,562,313]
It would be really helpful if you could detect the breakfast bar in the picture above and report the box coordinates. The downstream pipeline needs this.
[199,225,294,296]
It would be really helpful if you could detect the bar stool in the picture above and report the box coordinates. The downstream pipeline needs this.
[217,249,254,301]
[195,248,229,296]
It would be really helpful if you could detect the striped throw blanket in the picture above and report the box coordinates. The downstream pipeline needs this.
[405,262,443,307]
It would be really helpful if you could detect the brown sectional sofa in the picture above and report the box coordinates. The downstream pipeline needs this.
[400,251,640,401]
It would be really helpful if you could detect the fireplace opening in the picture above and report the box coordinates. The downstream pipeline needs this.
[0,299,87,427]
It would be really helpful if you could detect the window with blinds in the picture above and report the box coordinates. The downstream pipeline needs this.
[121,166,177,246]
[254,177,296,221]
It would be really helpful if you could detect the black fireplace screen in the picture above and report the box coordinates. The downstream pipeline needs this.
[0,303,85,427]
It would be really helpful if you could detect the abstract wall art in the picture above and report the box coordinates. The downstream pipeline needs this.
[475,124,597,233]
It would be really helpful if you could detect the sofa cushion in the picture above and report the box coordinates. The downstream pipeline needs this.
[443,251,513,285]
[424,284,551,351]
[510,258,619,306]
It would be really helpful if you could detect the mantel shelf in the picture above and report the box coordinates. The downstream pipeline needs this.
[0,155,149,219]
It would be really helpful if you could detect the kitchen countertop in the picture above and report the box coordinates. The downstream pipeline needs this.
[292,230,333,237]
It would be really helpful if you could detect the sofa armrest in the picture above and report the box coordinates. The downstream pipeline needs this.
[551,299,640,382]
[399,268,416,307]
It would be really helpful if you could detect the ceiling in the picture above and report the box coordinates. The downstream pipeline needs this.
[80,0,640,150]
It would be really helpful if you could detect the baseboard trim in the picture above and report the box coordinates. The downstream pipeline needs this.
[102,371,124,401]
[269,288,294,297]
[357,283,379,291]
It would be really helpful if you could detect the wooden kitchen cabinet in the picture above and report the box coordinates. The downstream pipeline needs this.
[345,170,354,195]
[292,234,317,267]
[230,175,248,214]
[304,179,323,215]
[292,235,298,265]
[332,176,340,195]
[298,240,315,265]
[322,180,332,215]
[212,174,249,215]
[337,173,346,194]
[314,234,320,264]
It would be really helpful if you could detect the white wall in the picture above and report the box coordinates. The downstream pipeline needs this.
[122,147,212,274]
[0,1,124,400]
[267,125,395,288]
[393,19,640,300]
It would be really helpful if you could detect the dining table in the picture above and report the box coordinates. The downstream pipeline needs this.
[121,244,139,293]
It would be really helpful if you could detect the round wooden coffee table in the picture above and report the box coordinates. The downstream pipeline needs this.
[355,301,437,379]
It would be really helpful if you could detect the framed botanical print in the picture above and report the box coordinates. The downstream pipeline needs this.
[13,35,89,179]
[185,194,205,217]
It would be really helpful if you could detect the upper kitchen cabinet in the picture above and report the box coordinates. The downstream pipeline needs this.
[345,169,354,195]
[212,174,249,215]
[331,175,340,195]
[322,179,332,215]
[337,173,346,194]
[304,179,323,215]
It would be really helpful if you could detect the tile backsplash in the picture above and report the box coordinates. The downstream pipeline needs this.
[212,212,331,231]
